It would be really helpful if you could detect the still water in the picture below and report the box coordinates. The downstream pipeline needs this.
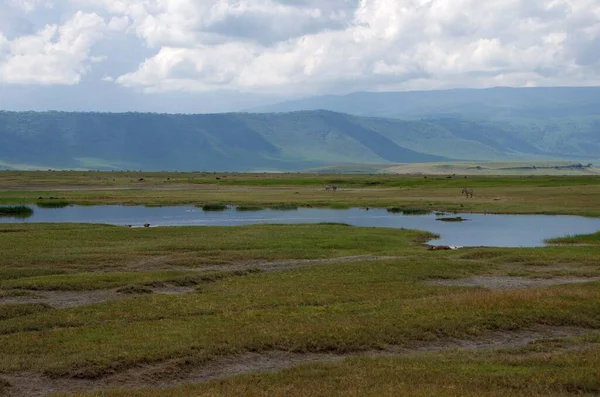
[2,205,600,248]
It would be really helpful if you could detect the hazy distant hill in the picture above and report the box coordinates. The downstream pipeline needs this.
[251,87,600,161]
[1,106,597,171]
[251,87,600,121]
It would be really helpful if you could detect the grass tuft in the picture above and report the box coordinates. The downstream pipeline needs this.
[116,286,154,295]
[36,200,71,208]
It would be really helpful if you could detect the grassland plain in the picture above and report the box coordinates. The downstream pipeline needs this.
[0,221,599,396]
[2,171,600,216]
[0,172,600,396]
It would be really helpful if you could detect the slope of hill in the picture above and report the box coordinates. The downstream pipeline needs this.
[0,111,447,171]
[1,108,596,171]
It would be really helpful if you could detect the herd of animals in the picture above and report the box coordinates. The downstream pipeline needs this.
[325,185,475,198]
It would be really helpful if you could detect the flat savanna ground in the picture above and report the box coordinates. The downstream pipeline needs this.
[1,170,600,216]
[0,171,600,396]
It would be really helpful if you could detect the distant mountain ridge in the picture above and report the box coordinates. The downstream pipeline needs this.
[250,86,600,162]
[251,87,600,121]
[2,86,599,172]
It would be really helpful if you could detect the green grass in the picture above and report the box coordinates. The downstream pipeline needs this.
[547,232,600,245]
[0,223,435,273]
[0,174,600,396]
[0,303,52,321]
[68,341,600,397]
[0,224,599,382]
[2,172,600,217]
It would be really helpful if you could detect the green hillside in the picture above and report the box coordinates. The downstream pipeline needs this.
[0,107,596,171]
[252,87,600,160]
[0,111,445,171]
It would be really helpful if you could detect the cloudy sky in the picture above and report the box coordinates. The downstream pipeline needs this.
[1,0,599,112]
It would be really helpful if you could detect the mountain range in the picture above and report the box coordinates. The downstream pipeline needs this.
[1,87,599,171]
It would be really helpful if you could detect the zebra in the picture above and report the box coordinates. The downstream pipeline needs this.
[325,185,338,191]
[461,188,474,198]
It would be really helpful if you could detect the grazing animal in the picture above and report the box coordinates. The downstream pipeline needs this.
[325,185,338,191]
[461,188,474,198]
[143,223,150,228]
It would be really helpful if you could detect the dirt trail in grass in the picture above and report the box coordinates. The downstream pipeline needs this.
[2,255,598,309]
[128,254,402,272]
[0,256,397,309]
[427,275,600,290]
[0,287,195,309]
[1,326,595,397]
[196,255,402,273]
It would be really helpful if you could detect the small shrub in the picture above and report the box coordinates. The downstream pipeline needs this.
[328,203,351,210]
[436,217,468,222]
[201,204,228,211]
[402,208,432,215]
[0,205,34,217]
[272,204,298,211]
[387,207,431,215]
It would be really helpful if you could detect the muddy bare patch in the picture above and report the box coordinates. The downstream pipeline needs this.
[0,286,197,310]
[0,290,119,309]
[427,275,600,290]
[1,326,595,397]
[125,255,402,273]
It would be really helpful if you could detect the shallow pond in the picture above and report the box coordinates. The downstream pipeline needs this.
[2,205,600,248]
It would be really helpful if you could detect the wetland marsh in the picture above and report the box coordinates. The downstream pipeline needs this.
[0,171,599,397]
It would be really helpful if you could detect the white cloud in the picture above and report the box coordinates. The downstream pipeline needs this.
[3,0,600,94]
[0,11,108,84]
[100,0,600,93]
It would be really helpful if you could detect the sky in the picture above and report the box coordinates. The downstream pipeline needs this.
[0,0,599,113]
